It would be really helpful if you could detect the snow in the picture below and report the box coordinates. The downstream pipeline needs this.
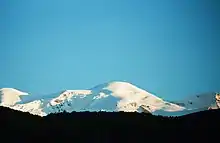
[0,81,218,117]
[170,92,218,110]
[12,100,47,116]
[49,90,92,106]
[93,92,109,100]
[0,88,29,106]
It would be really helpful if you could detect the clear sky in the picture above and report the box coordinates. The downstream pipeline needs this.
[0,0,219,100]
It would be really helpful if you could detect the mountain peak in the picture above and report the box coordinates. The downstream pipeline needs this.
[0,88,29,106]
[0,83,218,117]
[107,81,139,89]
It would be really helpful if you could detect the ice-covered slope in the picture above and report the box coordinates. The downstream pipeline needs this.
[0,81,218,117]
[170,93,220,110]
[0,82,185,116]
[46,81,185,114]
[0,88,29,106]
[165,92,220,116]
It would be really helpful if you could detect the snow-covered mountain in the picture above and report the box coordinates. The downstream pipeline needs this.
[166,92,220,115]
[0,88,29,106]
[0,81,219,117]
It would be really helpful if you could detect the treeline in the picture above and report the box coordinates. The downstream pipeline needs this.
[0,107,219,143]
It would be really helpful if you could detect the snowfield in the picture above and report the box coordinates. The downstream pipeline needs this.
[0,88,29,106]
[0,81,219,117]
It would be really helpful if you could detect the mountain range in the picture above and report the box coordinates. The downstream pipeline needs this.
[0,81,219,116]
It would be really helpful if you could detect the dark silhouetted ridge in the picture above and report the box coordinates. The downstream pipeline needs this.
[0,107,219,143]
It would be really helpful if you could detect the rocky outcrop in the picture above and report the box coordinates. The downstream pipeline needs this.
[208,93,220,110]
[216,93,220,108]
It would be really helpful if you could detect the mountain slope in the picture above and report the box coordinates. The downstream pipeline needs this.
[170,93,220,110]
[0,81,218,117]
[0,88,29,106]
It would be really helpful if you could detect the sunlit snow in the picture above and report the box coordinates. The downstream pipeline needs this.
[0,81,219,117]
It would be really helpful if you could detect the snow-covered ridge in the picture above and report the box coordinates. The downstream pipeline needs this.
[0,88,29,106]
[0,81,219,117]
[50,90,92,106]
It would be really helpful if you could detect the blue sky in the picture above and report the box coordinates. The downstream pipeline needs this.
[0,0,219,100]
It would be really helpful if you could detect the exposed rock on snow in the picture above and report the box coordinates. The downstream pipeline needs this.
[0,81,218,117]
